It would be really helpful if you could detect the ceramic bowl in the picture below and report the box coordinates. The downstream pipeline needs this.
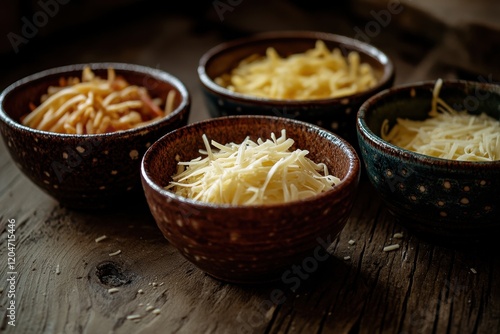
[141,115,360,283]
[357,80,500,244]
[198,30,395,145]
[0,63,190,210]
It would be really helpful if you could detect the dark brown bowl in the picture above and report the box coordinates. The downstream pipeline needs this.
[141,115,360,283]
[198,30,395,145]
[0,63,190,210]
[357,80,500,244]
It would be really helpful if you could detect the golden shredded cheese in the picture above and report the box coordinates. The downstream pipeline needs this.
[381,79,500,161]
[215,40,378,100]
[166,130,340,205]
[22,66,176,134]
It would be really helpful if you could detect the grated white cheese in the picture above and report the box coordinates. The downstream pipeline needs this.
[393,233,404,239]
[383,244,400,252]
[109,250,121,256]
[108,288,119,294]
[126,314,142,320]
[166,129,341,205]
[382,79,500,161]
[95,235,108,243]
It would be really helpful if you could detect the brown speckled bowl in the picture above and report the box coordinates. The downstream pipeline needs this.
[0,63,190,210]
[141,115,360,283]
[198,30,395,145]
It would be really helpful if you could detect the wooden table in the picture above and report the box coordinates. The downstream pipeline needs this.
[1,3,500,333]
[1,146,499,333]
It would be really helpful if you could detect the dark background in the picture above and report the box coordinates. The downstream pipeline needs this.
[1,0,499,123]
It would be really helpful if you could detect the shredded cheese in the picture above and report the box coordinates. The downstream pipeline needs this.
[95,235,108,243]
[108,288,119,294]
[383,244,400,252]
[166,129,340,205]
[109,250,121,256]
[215,40,378,100]
[21,67,176,134]
[126,314,142,320]
[381,79,500,161]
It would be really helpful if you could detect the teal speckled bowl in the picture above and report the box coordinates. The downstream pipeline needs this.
[357,80,500,244]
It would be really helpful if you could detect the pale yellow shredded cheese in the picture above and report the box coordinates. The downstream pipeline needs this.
[95,235,108,243]
[215,40,378,100]
[383,244,400,252]
[108,288,120,294]
[126,314,142,320]
[109,250,121,256]
[166,130,340,205]
[381,79,500,161]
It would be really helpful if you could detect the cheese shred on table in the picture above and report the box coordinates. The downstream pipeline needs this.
[166,130,340,205]
[381,79,500,161]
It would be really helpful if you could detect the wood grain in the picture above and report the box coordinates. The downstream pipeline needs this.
[1,3,500,333]
[1,137,499,334]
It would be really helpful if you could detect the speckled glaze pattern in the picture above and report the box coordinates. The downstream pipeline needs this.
[357,80,500,243]
[0,63,190,210]
[141,115,360,283]
[198,31,395,145]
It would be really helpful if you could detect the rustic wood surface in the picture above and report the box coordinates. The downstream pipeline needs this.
[1,2,500,333]
[1,149,499,334]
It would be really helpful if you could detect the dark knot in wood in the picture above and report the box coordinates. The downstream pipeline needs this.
[95,261,132,287]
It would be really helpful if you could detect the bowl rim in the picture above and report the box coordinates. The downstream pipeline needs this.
[141,115,360,210]
[357,79,500,167]
[0,62,190,138]
[198,30,395,106]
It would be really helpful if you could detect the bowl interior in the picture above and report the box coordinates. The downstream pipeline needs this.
[1,63,186,126]
[361,80,500,140]
[200,31,393,101]
[144,116,358,202]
